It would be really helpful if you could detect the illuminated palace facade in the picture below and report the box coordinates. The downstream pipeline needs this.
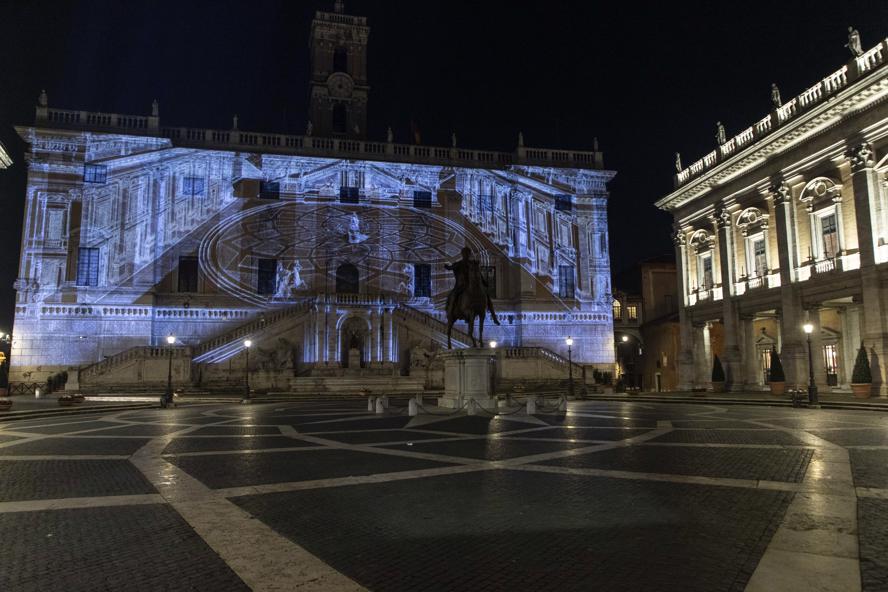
[657,36,888,395]
[10,5,615,390]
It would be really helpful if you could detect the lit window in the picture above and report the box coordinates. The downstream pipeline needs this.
[76,247,100,286]
[257,258,277,295]
[699,253,713,289]
[414,263,431,298]
[182,176,205,196]
[752,237,767,276]
[627,305,638,321]
[558,265,575,299]
[83,164,107,184]
[821,214,839,259]
[413,190,432,208]
[613,299,622,320]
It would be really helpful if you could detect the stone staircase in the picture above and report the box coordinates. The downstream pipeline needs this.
[394,304,473,348]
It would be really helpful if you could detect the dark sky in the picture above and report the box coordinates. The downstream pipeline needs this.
[0,0,885,331]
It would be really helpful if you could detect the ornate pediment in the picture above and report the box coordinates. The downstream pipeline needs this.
[736,206,769,235]
[799,176,842,210]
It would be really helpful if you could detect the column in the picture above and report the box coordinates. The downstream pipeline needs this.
[806,308,829,393]
[838,306,862,388]
[370,309,381,363]
[771,180,807,387]
[740,315,759,389]
[850,143,888,395]
[713,205,744,389]
[674,224,695,390]
[383,308,393,363]
[692,322,709,388]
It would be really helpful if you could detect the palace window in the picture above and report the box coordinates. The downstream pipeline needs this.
[336,263,359,294]
[257,258,277,295]
[558,265,576,299]
[83,164,107,184]
[177,256,199,293]
[332,103,347,134]
[752,237,767,275]
[333,46,348,73]
[182,176,205,197]
[820,213,839,259]
[554,194,572,213]
[613,299,622,320]
[339,186,360,204]
[627,305,638,321]
[413,190,432,208]
[481,265,496,298]
[698,253,714,289]
[260,181,280,200]
[414,263,431,298]
[76,247,100,286]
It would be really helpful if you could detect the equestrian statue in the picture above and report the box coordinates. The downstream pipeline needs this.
[445,247,500,348]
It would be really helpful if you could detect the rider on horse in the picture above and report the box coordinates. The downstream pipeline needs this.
[445,247,500,326]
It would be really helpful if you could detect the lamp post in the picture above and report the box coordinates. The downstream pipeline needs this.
[488,340,497,349]
[566,336,574,399]
[243,339,252,399]
[803,323,818,405]
[164,334,176,407]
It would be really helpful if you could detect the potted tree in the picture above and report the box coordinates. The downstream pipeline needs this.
[851,343,873,399]
[769,347,785,395]
[711,355,726,393]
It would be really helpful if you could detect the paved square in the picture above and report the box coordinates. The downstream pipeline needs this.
[1,399,886,591]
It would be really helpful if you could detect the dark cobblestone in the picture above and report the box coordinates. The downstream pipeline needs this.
[0,437,150,456]
[0,460,155,501]
[858,497,888,592]
[671,420,772,429]
[190,425,282,435]
[90,423,188,437]
[233,469,793,592]
[511,427,655,441]
[317,429,456,444]
[381,437,588,460]
[168,449,454,489]
[412,415,533,435]
[850,449,888,488]
[12,420,120,434]
[544,446,814,482]
[0,434,24,443]
[536,414,657,428]
[807,429,888,447]
[162,435,316,454]
[0,504,248,592]
[296,416,411,432]
[649,429,807,445]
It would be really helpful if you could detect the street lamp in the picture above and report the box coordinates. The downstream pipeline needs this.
[489,340,497,348]
[566,336,574,399]
[621,335,629,342]
[243,339,252,399]
[803,323,818,405]
[163,334,176,407]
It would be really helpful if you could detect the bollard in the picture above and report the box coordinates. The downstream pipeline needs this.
[526,398,536,415]
[381,395,390,409]
[558,397,567,412]
[408,398,418,416]
[375,397,385,414]
[368,396,375,412]
[34,388,42,399]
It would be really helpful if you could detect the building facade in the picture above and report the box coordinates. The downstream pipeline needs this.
[9,5,615,390]
[657,36,888,395]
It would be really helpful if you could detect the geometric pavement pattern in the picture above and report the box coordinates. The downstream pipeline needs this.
[2,399,888,591]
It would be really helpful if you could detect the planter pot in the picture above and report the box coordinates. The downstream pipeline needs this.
[0,399,12,410]
[71,394,85,405]
[770,382,786,396]
[851,383,872,398]
[711,381,726,393]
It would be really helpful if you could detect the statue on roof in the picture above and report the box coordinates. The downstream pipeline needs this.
[451,132,457,148]
[386,126,393,143]
[674,152,682,173]
[306,120,313,136]
[846,27,863,57]
[715,121,726,145]
[770,83,782,108]
[518,131,524,147]
[38,89,47,107]
[232,114,239,130]
[151,99,159,117]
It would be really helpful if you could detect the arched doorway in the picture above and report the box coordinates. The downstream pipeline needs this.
[336,263,359,294]
[340,316,368,368]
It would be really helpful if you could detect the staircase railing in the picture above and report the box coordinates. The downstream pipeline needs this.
[502,346,584,375]
[80,345,190,378]
[395,304,473,347]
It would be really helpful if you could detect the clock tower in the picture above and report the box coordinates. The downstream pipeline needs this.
[308,1,370,139]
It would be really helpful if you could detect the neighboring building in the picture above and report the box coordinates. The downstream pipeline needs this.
[657,35,888,395]
[0,139,12,169]
[613,256,679,391]
[10,4,616,390]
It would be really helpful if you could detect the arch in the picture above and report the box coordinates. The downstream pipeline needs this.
[689,229,712,252]
[332,103,347,134]
[335,262,359,294]
[799,176,842,205]
[736,206,768,230]
[333,46,348,73]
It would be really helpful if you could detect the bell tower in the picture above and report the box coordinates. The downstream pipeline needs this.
[308,1,370,139]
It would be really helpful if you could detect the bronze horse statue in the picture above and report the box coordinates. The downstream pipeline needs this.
[445,250,499,348]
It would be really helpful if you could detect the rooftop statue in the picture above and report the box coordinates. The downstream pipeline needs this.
[386,126,393,143]
[445,247,499,348]
[771,83,782,108]
[715,121,726,145]
[306,120,313,136]
[674,152,682,173]
[151,99,159,117]
[846,27,863,57]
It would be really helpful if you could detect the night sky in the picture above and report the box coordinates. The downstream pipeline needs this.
[0,0,885,332]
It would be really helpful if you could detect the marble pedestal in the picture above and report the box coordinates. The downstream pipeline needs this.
[437,349,497,411]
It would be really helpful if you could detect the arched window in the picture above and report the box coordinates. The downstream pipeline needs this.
[612,299,622,320]
[332,103,347,134]
[336,263,359,294]
[333,46,348,73]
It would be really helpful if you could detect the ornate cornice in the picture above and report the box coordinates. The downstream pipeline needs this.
[849,142,875,172]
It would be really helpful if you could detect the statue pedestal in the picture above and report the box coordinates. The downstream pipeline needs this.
[437,349,497,411]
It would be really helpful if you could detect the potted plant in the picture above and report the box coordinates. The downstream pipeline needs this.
[769,347,786,395]
[851,343,873,398]
[58,394,75,406]
[711,355,726,393]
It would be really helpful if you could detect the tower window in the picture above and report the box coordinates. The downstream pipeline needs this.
[558,265,576,299]
[260,181,280,200]
[332,103,347,134]
[83,164,107,184]
[414,263,431,298]
[333,46,348,73]
[177,256,199,293]
[76,247,100,286]
[555,194,572,213]
[257,258,277,295]
[413,190,432,208]
[613,299,622,320]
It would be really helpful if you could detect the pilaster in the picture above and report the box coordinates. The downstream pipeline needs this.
[713,205,743,389]
[673,224,695,390]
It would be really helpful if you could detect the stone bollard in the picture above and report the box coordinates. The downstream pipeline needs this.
[526,398,536,415]
[368,396,375,412]
[380,395,390,409]
[408,398,418,416]
[375,397,385,414]
[558,397,567,412]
